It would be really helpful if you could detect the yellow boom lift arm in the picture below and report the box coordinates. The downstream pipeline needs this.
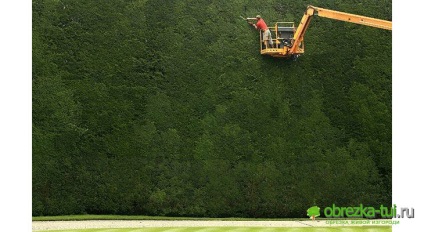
[261,5,392,59]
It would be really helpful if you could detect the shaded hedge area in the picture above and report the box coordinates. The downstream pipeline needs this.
[33,0,392,217]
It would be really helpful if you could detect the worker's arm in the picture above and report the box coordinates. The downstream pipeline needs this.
[246,18,258,29]
[247,21,256,28]
[249,22,258,30]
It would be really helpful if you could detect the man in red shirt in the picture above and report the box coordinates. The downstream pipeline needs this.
[250,15,273,48]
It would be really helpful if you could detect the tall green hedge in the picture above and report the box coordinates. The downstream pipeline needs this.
[33,0,392,217]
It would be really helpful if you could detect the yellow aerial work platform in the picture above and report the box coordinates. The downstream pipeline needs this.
[259,22,303,58]
[251,5,392,60]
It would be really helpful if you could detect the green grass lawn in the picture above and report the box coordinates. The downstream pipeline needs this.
[32,215,304,221]
[38,226,392,232]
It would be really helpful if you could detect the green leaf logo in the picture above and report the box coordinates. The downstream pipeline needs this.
[307,206,320,220]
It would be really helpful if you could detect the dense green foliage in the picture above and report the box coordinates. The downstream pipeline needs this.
[33,0,392,217]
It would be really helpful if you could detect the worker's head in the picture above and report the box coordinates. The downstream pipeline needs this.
[256,15,261,20]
